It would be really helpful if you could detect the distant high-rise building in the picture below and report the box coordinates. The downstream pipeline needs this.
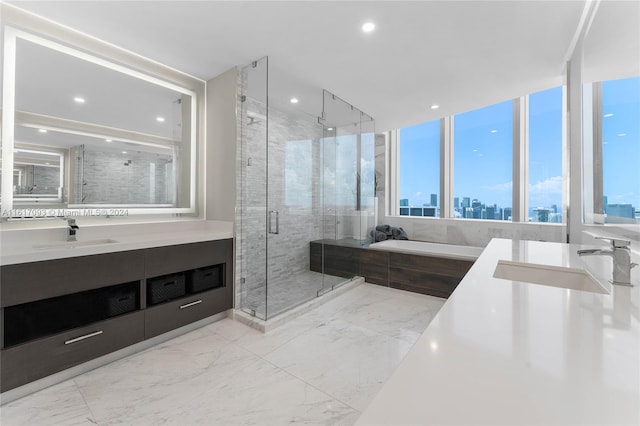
[465,207,474,218]
[424,207,437,217]
[603,196,608,214]
[462,197,470,208]
[503,207,512,221]
[607,204,634,219]
[486,206,496,220]
[471,200,482,219]
[400,198,409,207]
[549,212,562,223]
[550,204,558,214]
[533,207,550,223]
[454,197,460,210]
[430,193,437,207]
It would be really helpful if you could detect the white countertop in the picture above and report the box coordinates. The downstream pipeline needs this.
[356,238,640,425]
[0,219,234,265]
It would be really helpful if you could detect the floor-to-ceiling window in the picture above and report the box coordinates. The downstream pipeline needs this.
[601,76,640,223]
[393,87,566,223]
[453,100,513,220]
[398,120,440,216]
[528,86,564,223]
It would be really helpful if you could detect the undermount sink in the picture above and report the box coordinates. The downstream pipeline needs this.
[493,260,608,294]
[33,239,119,250]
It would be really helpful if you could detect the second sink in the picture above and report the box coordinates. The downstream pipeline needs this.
[493,260,608,294]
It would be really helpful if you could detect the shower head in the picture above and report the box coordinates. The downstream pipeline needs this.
[246,111,266,126]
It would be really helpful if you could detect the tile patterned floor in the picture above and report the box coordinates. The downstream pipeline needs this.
[1,284,446,426]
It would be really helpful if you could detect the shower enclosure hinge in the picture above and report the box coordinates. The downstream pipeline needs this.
[240,95,247,102]
[247,157,252,166]
[252,61,257,68]
[241,277,246,284]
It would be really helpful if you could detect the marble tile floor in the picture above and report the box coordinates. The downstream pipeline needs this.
[1,284,446,426]
[243,270,349,319]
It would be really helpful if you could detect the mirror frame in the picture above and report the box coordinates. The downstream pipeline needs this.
[1,26,198,217]
[11,147,64,203]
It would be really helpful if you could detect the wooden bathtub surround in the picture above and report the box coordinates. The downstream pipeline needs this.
[310,239,474,298]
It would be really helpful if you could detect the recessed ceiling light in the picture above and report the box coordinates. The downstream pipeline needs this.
[290,98,299,104]
[490,129,497,133]
[38,129,47,133]
[122,151,127,154]
[603,113,614,117]
[327,127,334,131]
[45,162,51,165]
[105,139,112,142]
[156,116,165,123]
[617,133,627,137]
[73,96,85,104]
[362,22,375,33]
[430,104,439,110]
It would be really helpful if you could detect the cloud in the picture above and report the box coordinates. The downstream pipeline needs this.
[482,181,512,192]
[529,176,562,195]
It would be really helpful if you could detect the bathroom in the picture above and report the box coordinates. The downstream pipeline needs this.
[0,1,638,425]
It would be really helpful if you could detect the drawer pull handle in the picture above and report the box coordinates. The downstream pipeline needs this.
[64,330,103,345]
[179,300,203,309]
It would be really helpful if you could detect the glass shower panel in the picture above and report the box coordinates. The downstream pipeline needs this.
[238,58,268,319]
[360,116,376,242]
[321,90,375,293]
[266,101,325,318]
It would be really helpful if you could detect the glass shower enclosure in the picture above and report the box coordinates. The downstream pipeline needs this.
[236,57,375,320]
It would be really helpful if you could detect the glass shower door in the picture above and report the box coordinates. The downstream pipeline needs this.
[238,58,268,319]
[265,102,325,318]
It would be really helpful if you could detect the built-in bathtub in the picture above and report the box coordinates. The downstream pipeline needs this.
[368,240,484,262]
[310,239,482,298]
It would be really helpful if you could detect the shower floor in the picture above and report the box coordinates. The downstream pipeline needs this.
[243,270,350,319]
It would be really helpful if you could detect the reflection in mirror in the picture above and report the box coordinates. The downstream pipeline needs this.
[0,146,63,203]
[582,1,640,225]
[1,26,197,216]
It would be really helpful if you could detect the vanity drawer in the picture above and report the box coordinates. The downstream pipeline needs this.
[144,286,231,339]
[1,311,144,392]
[144,239,232,278]
[1,250,145,307]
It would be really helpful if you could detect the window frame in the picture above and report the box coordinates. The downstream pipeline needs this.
[391,88,566,224]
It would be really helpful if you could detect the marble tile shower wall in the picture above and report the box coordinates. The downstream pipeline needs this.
[73,148,172,204]
[235,90,329,311]
[16,165,59,194]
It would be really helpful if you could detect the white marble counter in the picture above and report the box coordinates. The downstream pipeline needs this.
[0,219,233,266]
[356,238,640,425]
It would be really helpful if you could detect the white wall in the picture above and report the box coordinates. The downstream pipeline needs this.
[205,67,238,222]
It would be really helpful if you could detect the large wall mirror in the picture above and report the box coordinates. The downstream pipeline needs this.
[1,27,197,217]
[581,1,640,226]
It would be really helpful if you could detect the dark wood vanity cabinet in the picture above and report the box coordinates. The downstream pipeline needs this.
[0,238,233,392]
[143,239,233,339]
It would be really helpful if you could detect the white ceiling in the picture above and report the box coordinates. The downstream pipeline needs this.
[6,1,640,132]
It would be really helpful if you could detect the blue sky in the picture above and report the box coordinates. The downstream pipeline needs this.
[399,78,638,215]
[602,77,640,207]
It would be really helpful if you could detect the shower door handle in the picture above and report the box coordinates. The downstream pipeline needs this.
[268,210,280,234]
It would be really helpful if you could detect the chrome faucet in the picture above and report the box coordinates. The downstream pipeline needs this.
[66,218,79,242]
[578,237,637,286]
